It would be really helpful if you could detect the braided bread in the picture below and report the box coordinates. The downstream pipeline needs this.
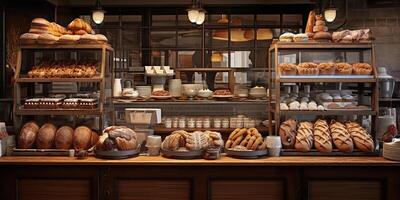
[279,119,297,149]
[330,121,353,152]
[346,122,374,152]
[225,128,266,151]
[295,122,314,152]
[313,119,332,152]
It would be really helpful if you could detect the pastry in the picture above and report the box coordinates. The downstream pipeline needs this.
[294,122,314,152]
[67,18,93,34]
[278,63,297,75]
[305,10,316,34]
[317,63,336,75]
[293,33,308,42]
[18,122,40,149]
[279,32,295,42]
[335,62,353,75]
[352,63,372,75]
[297,62,319,75]
[185,131,209,151]
[346,122,374,152]
[36,123,57,149]
[204,131,224,149]
[313,119,332,152]
[226,128,266,151]
[279,119,297,149]
[73,126,92,150]
[55,126,74,149]
[330,121,353,152]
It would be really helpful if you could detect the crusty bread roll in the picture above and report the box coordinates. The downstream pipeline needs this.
[20,33,39,44]
[73,126,92,150]
[346,122,374,152]
[313,119,332,152]
[29,28,49,34]
[58,34,80,44]
[36,123,57,149]
[55,126,74,149]
[330,121,353,152]
[31,18,51,27]
[37,33,59,44]
[79,34,98,43]
[295,122,314,152]
[18,122,40,149]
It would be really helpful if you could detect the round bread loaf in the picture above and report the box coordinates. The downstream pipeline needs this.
[55,126,74,149]
[36,123,57,149]
[31,18,51,27]
[313,31,332,40]
[58,34,80,44]
[73,126,92,150]
[20,33,40,44]
[90,131,99,148]
[18,122,40,149]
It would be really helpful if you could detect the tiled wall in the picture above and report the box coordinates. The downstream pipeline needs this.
[345,0,400,78]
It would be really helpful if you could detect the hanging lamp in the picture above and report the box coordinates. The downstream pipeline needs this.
[92,0,106,24]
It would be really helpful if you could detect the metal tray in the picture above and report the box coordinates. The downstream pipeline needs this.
[161,148,204,159]
[94,148,140,159]
[224,148,268,159]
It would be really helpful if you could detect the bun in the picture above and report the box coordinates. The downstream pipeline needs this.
[294,122,314,152]
[73,126,92,150]
[18,122,40,149]
[31,18,51,27]
[279,33,295,42]
[36,123,57,149]
[55,126,74,149]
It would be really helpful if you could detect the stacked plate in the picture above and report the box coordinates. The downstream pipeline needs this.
[383,139,400,161]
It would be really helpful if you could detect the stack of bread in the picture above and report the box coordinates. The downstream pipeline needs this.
[279,119,374,153]
[95,126,139,151]
[20,17,108,45]
[312,15,331,42]
[18,121,99,150]
[162,130,222,152]
[225,128,267,151]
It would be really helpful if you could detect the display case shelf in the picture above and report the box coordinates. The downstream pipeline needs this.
[269,41,373,50]
[20,44,114,51]
[15,108,102,116]
[16,76,103,83]
[279,75,376,83]
[278,110,376,116]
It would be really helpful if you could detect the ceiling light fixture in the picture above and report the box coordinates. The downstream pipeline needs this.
[92,0,106,24]
[324,0,337,22]
[187,0,206,25]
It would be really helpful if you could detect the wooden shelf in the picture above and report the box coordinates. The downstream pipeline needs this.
[270,42,373,50]
[152,125,271,134]
[16,76,102,83]
[278,110,376,116]
[15,108,102,116]
[279,75,376,83]
[20,43,114,51]
[379,98,400,102]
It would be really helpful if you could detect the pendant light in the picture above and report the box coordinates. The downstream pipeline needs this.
[324,0,337,22]
[92,0,106,24]
[187,0,206,25]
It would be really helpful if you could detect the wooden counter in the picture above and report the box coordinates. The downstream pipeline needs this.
[0,155,399,166]
[1,156,400,200]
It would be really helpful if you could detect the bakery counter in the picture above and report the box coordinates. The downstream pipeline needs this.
[1,156,400,200]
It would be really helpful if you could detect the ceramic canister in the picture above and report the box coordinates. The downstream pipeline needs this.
[169,79,182,97]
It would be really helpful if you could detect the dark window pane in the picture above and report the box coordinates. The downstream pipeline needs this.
[282,14,302,26]
[231,15,254,26]
[177,30,202,48]
[152,15,176,26]
[206,29,228,48]
[257,14,280,26]
[151,31,176,47]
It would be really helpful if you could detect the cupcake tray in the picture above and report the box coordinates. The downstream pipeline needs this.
[280,149,379,156]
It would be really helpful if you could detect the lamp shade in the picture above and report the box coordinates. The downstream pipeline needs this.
[196,11,205,25]
[324,8,336,22]
[92,9,105,24]
[188,9,199,23]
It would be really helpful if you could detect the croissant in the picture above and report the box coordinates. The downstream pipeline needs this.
[313,119,332,152]
[330,121,353,152]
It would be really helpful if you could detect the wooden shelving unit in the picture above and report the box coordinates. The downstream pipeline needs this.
[268,41,379,155]
[13,44,113,131]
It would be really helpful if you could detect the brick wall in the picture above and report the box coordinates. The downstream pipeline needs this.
[345,0,400,78]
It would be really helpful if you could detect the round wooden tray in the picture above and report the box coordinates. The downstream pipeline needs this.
[94,148,140,160]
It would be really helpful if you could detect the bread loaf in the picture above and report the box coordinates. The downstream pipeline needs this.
[90,131,99,148]
[346,122,374,152]
[305,10,316,34]
[101,126,139,151]
[36,123,57,149]
[20,33,39,44]
[73,126,92,150]
[295,122,314,152]
[55,126,74,149]
[279,119,297,148]
[313,119,332,152]
[330,121,353,152]
[18,122,40,149]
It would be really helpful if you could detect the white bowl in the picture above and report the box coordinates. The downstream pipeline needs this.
[198,90,213,98]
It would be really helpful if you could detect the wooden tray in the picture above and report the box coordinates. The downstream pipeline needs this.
[12,148,72,156]
[161,148,204,159]
[224,148,268,159]
[95,148,141,159]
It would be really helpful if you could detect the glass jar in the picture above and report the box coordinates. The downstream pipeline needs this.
[187,117,196,128]
[236,117,244,128]
[178,117,186,129]
[222,118,230,129]
[230,117,237,129]
[213,118,222,128]
[196,117,203,129]
[203,117,211,129]
[172,117,179,128]
[164,118,172,128]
